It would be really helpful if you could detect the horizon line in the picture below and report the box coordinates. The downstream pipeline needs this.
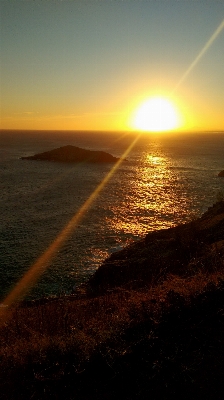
[1,128,224,133]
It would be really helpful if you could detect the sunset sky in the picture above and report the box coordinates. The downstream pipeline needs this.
[1,0,224,132]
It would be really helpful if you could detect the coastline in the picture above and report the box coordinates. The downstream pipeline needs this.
[2,130,224,301]
[1,201,224,399]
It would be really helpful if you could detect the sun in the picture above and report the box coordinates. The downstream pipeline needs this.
[131,97,181,132]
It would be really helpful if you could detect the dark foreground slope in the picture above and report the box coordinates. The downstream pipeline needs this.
[89,200,224,293]
[21,145,120,163]
[1,202,224,399]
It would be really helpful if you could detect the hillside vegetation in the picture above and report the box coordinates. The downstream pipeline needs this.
[1,202,224,399]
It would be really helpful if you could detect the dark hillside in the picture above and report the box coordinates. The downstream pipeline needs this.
[1,202,224,399]
[89,201,224,293]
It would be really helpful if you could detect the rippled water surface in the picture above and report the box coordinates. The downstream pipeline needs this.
[1,130,224,300]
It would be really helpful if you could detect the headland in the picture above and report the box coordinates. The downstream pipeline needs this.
[1,201,224,399]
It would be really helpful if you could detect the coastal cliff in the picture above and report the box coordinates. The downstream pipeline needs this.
[1,201,224,399]
[89,200,224,294]
[21,145,120,163]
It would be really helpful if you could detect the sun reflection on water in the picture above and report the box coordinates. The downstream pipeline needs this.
[146,154,165,165]
[107,145,195,238]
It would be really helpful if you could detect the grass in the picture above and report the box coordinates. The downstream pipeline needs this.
[1,203,224,399]
[1,269,224,399]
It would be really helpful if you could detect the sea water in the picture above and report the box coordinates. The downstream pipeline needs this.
[1,130,224,300]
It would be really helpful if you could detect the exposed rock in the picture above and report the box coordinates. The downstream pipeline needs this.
[21,145,121,163]
[89,201,224,294]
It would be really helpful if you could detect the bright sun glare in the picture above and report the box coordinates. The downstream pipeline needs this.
[132,97,180,132]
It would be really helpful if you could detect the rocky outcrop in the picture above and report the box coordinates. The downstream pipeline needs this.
[21,145,120,163]
[89,201,224,294]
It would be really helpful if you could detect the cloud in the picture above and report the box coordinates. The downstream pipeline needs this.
[13,112,39,115]
[42,111,124,120]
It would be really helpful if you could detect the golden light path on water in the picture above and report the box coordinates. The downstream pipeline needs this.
[107,151,181,236]
[2,18,224,322]
[0,134,141,323]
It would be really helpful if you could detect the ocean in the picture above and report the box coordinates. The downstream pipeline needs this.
[1,130,224,301]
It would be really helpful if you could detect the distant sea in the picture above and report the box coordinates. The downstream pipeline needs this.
[1,130,224,301]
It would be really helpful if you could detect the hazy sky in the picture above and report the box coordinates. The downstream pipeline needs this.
[1,0,224,131]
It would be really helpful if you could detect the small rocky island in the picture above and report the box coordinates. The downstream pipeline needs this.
[21,145,120,163]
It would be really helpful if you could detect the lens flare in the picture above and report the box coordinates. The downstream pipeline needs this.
[0,133,141,324]
[173,18,224,92]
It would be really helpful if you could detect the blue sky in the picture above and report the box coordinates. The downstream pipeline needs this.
[1,0,224,131]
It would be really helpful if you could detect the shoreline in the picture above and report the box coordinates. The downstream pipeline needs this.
[1,201,224,399]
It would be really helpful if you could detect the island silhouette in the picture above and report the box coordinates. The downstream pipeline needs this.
[21,145,120,163]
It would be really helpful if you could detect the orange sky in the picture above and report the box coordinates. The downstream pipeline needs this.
[1,1,224,132]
